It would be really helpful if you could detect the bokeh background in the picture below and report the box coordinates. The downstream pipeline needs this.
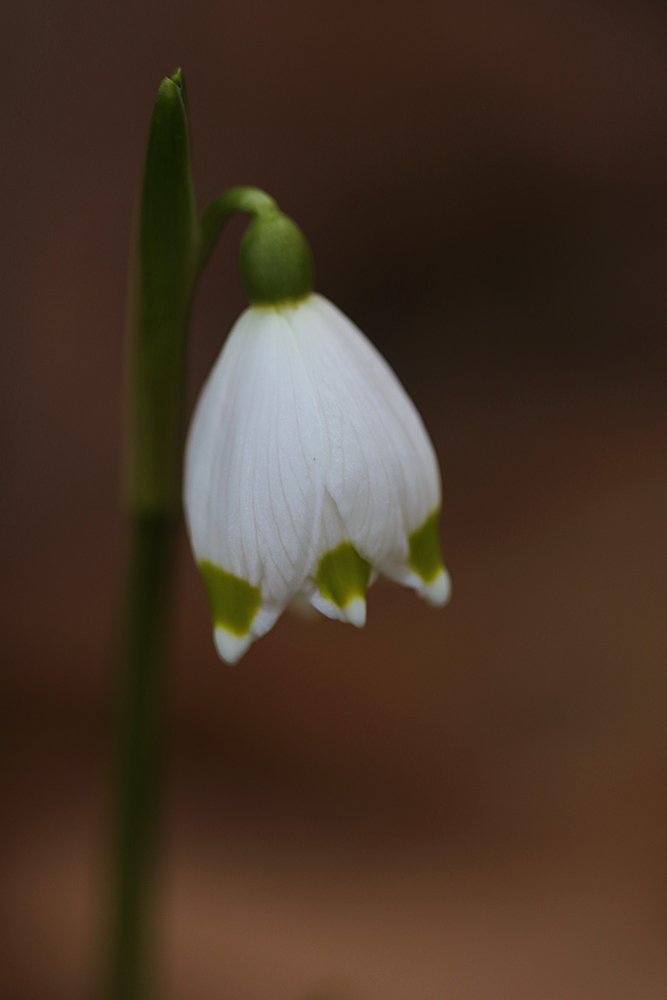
[2,1,667,997]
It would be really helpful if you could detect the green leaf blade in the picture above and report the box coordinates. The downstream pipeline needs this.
[126,70,200,513]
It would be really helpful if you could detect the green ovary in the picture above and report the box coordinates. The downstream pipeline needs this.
[316,542,371,608]
[407,510,444,583]
[199,560,261,636]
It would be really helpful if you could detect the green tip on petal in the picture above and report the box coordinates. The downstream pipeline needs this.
[408,510,445,584]
[198,560,261,639]
[315,542,371,612]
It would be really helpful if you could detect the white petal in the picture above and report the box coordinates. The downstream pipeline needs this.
[302,488,365,617]
[418,567,452,606]
[214,627,253,665]
[286,294,441,572]
[308,588,367,627]
[184,306,325,611]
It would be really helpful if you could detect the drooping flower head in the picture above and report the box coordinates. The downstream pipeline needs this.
[184,200,450,662]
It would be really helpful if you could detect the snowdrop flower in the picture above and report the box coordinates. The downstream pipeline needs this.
[184,203,450,662]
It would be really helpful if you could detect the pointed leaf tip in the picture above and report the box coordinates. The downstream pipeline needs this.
[164,67,189,129]
[154,75,184,114]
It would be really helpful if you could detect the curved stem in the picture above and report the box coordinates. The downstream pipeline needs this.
[198,185,277,273]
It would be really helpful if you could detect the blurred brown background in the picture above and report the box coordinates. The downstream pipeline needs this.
[2,1,667,997]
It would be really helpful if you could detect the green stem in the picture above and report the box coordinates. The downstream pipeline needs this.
[198,185,277,273]
[110,512,178,1000]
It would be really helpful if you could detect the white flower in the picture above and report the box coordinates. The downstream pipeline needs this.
[184,292,450,663]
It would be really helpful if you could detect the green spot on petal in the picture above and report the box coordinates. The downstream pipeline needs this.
[198,560,261,637]
[408,510,444,583]
[315,542,371,609]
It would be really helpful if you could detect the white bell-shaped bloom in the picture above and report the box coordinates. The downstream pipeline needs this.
[184,292,450,663]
